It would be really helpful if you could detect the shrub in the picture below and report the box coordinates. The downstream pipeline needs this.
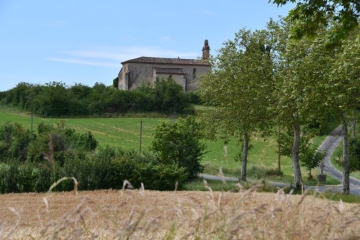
[1,80,195,116]
[150,116,206,180]
[335,136,360,172]
[153,77,192,114]
[0,162,19,193]
[60,147,188,191]
[0,122,34,162]
[247,166,283,179]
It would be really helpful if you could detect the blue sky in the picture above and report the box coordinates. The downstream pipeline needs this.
[0,0,294,91]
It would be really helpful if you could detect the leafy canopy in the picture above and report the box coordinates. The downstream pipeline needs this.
[271,0,360,44]
[150,117,206,180]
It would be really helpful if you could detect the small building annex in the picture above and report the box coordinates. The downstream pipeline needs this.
[117,40,211,91]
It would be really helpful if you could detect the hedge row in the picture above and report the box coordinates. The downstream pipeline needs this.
[0,148,188,193]
[0,119,205,193]
[0,79,201,117]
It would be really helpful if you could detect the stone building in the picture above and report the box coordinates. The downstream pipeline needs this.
[117,40,211,91]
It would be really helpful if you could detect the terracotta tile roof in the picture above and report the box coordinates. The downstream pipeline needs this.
[153,67,185,75]
[122,56,210,66]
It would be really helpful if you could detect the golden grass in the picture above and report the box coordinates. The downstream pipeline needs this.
[1,183,360,239]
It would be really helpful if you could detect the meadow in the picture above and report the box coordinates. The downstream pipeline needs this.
[0,107,341,186]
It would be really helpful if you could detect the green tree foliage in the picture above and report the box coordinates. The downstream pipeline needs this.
[335,136,360,173]
[150,116,206,180]
[113,77,119,89]
[271,0,360,43]
[268,17,334,189]
[0,79,195,116]
[277,125,326,179]
[26,121,98,166]
[0,121,189,193]
[153,77,192,114]
[269,15,360,193]
[199,28,275,181]
[300,147,326,180]
[0,122,34,161]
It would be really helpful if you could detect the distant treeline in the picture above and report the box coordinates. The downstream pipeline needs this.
[0,79,201,117]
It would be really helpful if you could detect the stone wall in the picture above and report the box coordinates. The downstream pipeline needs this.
[118,62,210,91]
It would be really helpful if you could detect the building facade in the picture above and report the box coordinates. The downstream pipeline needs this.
[117,40,211,91]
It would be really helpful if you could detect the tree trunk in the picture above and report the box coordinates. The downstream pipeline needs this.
[292,116,303,190]
[241,132,249,181]
[353,108,356,138]
[340,112,350,194]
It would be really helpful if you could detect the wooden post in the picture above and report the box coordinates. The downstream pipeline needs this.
[278,124,281,172]
[139,121,143,153]
[31,114,33,134]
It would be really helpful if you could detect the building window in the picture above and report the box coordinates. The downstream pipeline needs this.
[193,68,197,79]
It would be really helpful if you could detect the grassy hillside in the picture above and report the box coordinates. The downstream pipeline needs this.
[0,107,339,185]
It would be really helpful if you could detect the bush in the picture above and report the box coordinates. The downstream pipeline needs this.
[59,147,188,191]
[0,162,19,193]
[0,80,195,116]
[0,122,34,162]
[0,120,190,192]
[153,77,192,114]
[247,166,283,179]
[335,136,360,172]
[186,91,202,105]
[150,116,206,180]
[100,149,188,190]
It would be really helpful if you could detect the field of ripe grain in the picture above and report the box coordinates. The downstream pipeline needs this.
[1,187,360,239]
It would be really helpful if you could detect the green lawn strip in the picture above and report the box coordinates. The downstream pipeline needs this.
[182,178,278,193]
[330,140,360,180]
[0,108,166,150]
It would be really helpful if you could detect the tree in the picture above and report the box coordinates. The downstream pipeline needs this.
[322,27,360,194]
[199,29,275,181]
[112,77,119,89]
[149,117,206,180]
[153,77,192,114]
[271,0,360,44]
[268,18,331,189]
[0,122,34,161]
[300,146,326,180]
[35,82,70,116]
[270,15,360,193]
[277,126,326,180]
[335,136,360,173]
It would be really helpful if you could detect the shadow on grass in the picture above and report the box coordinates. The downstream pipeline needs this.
[184,178,360,203]
[203,165,341,186]
[183,178,278,193]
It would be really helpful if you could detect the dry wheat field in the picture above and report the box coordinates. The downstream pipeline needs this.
[0,184,360,240]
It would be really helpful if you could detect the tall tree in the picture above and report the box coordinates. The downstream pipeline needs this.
[271,15,360,193]
[323,27,360,194]
[199,29,274,181]
[268,18,331,189]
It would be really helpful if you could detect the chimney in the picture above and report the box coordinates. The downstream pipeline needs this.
[202,39,210,60]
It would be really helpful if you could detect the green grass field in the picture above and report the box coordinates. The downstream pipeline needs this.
[330,139,360,180]
[0,106,342,185]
